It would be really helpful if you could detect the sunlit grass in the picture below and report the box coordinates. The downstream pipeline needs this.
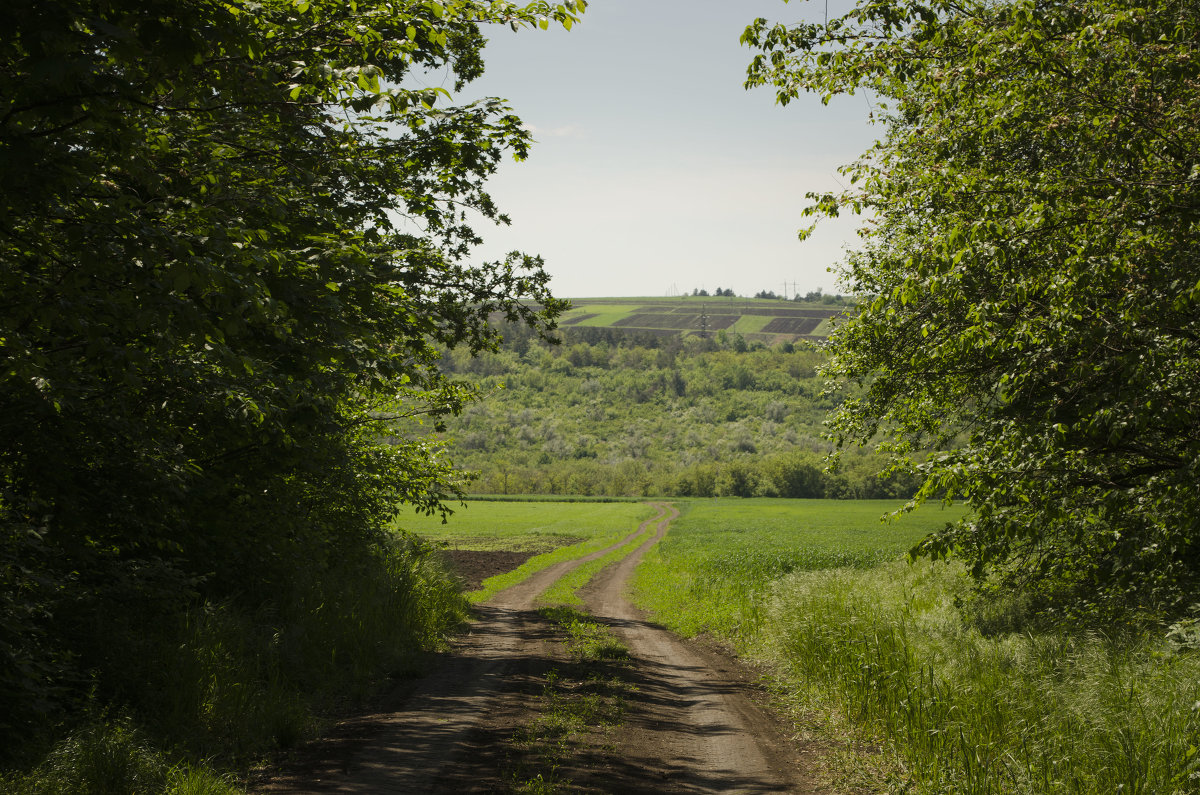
[397,500,652,554]
[760,561,1200,793]
[629,497,1200,792]
[631,498,960,638]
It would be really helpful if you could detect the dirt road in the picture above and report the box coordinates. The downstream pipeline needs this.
[258,503,819,793]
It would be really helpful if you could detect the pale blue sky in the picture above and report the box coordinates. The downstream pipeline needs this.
[437,0,878,298]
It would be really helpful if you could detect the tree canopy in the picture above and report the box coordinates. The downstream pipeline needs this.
[1,0,582,749]
[744,0,1200,623]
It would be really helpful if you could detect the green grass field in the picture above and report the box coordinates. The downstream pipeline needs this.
[630,498,960,638]
[728,315,772,334]
[620,498,1198,794]
[395,500,655,553]
[572,310,644,327]
[398,497,1198,792]
[397,500,659,603]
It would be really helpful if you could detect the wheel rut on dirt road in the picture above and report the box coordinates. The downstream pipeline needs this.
[258,502,817,793]
[571,503,811,794]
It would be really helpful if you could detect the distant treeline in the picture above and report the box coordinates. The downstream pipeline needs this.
[691,287,849,303]
[465,451,919,501]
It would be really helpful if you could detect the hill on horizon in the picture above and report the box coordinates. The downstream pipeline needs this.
[555,295,848,346]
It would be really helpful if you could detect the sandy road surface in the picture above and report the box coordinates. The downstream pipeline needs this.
[257,502,819,793]
[573,505,820,794]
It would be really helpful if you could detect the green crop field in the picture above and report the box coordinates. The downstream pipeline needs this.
[630,498,962,637]
[654,497,950,562]
[399,498,1197,792]
[397,497,942,565]
[397,500,659,603]
[555,296,848,345]
[728,315,772,334]
[399,497,957,619]
[396,500,656,553]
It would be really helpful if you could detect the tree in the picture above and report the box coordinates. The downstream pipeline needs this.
[0,0,584,747]
[744,0,1200,622]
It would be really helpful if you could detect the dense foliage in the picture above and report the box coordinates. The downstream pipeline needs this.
[1,0,581,768]
[432,325,920,499]
[745,0,1200,622]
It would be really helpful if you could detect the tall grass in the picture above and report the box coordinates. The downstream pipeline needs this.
[150,534,468,758]
[631,498,1200,792]
[3,533,468,793]
[2,718,239,795]
[760,561,1200,793]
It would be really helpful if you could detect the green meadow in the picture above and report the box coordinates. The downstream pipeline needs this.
[397,500,655,553]
[399,500,659,604]
[627,499,1200,794]
[630,498,957,638]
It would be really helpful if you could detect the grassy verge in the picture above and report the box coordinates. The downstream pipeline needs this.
[630,498,1200,793]
[3,500,657,793]
[536,519,659,607]
[505,607,632,793]
[1,719,240,795]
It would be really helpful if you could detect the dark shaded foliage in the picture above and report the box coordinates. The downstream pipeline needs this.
[0,0,581,761]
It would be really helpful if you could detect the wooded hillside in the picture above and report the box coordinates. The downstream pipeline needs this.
[429,309,917,500]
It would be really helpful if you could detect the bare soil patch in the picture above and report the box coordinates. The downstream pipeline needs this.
[762,317,823,335]
[441,549,536,590]
[613,313,738,331]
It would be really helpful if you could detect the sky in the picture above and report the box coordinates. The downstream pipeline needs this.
[424,0,879,299]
